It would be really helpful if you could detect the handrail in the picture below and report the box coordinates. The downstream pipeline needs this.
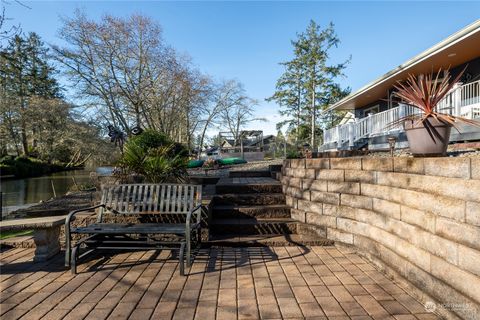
[322,80,480,147]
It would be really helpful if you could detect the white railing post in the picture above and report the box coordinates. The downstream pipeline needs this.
[454,82,462,117]
[348,123,354,148]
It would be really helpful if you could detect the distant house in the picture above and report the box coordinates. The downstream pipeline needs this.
[321,20,480,151]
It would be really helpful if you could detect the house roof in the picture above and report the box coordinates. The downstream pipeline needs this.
[325,19,480,112]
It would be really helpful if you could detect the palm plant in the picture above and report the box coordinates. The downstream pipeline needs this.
[118,131,188,183]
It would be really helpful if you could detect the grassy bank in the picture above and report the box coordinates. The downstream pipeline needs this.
[0,156,73,179]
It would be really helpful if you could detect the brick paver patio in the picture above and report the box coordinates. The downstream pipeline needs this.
[0,246,439,320]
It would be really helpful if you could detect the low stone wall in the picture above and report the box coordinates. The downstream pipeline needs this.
[280,157,480,320]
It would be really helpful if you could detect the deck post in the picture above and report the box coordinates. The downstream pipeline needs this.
[454,83,463,117]
[348,123,355,148]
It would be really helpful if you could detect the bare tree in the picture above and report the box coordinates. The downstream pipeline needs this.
[219,80,264,144]
[53,11,216,150]
[1,0,25,45]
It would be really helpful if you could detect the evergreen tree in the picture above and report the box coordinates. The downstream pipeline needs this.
[268,20,350,150]
[0,32,61,156]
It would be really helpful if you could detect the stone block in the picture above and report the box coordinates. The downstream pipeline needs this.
[376,172,411,189]
[336,206,356,219]
[298,199,322,214]
[33,227,61,262]
[302,190,311,201]
[292,168,316,179]
[472,158,480,180]
[282,176,302,188]
[395,188,466,223]
[285,196,297,209]
[466,201,480,227]
[373,199,401,220]
[355,208,388,230]
[394,237,431,272]
[316,169,344,181]
[283,159,291,168]
[302,179,314,190]
[400,206,435,233]
[322,203,339,217]
[407,174,480,203]
[327,181,360,195]
[291,209,306,223]
[285,187,303,199]
[290,159,306,169]
[424,157,470,179]
[330,158,362,170]
[360,183,392,201]
[310,191,340,205]
[309,180,328,192]
[458,245,480,277]
[362,158,393,172]
[412,231,458,266]
[344,170,376,183]
[306,158,330,169]
[436,217,480,251]
[327,228,354,244]
[305,212,337,228]
[430,255,480,303]
[341,194,373,210]
[283,168,295,177]
[393,158,424,175]
[281,175,302,188]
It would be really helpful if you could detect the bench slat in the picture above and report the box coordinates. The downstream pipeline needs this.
[73,223,190,234]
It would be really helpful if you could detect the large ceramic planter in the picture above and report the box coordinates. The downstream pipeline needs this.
[404,117,451,156]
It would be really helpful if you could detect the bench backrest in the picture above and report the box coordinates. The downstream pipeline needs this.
[100,184,202,215]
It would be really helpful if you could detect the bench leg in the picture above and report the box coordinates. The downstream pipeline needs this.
[186,232,192,268]
[179,243,185,276]
[65,230,71,267]
[33,227,61,262]
[71,245,79,275]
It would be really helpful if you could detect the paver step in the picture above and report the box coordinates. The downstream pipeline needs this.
[216,180,282,194]
[210,218,297,235]
[212,204,291,219]
[205,234,334,247]
[213,193,286,206]
[229,170,271,178]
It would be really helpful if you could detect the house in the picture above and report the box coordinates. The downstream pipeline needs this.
[321,20,480,151]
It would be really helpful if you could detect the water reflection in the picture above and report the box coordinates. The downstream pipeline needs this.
[1,167,113,210]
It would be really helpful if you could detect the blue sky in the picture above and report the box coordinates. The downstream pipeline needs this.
[4,1,480,135]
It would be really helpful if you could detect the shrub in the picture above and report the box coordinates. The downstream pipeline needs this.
[118,130,188,183]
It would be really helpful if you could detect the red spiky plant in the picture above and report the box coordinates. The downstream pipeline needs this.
[392,67,479,130]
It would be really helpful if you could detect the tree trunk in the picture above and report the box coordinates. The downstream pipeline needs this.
[311,86,316,151]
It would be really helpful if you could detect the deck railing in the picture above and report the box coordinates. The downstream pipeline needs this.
[323,80,480,147]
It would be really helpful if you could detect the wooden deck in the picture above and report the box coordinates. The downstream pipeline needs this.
[0,246,439,319]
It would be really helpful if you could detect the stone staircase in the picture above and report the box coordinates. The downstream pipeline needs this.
[208,172,333,247]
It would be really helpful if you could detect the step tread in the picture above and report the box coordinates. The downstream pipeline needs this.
[213,204,290,210]
[206,234,334,247]
[211,218,297,225]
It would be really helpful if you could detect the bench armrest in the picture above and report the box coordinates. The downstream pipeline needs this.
[65,204,106,226]
[186,204,202,230]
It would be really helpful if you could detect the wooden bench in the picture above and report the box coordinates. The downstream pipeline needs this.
[65,183,202,275]
[0,216,66,261]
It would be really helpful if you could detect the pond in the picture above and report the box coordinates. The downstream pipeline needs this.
[1,167,113,215]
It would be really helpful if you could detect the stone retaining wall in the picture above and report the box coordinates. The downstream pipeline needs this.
[280,157,480,320]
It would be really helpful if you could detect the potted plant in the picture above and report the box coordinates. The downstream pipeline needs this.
[392,68,479,156]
